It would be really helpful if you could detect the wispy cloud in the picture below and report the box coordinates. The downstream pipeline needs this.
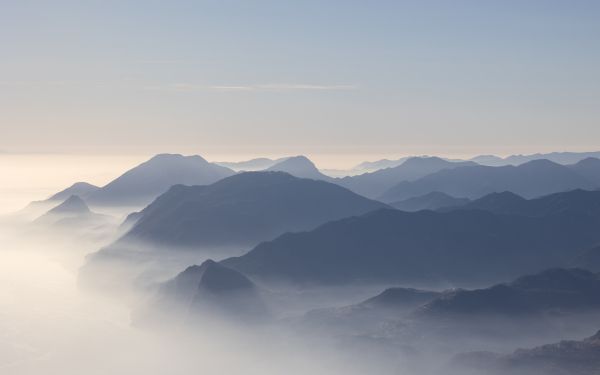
[153,83,358,93]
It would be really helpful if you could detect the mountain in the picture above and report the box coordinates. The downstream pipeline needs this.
[380,159,598,202]
[215,157,284,171]
[353,157,411,172]
[34,195,111,229]
[471,151,600,166]
[85,154,235,207]
[416,268,600,318]
[457,189,600,218]
[337,157,477,199]
[453,330,600,375]
[301,287,440,335]
[469,155,506,166]
[111,171,387,249]
[45,195,90,215]
[221,208,600,286]
[134,260,267,326]
[47,182,100,202]
[390,192,470,211]
[265,155,332,181]
[569,157,600,186]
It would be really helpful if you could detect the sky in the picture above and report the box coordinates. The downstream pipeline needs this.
[1,0,600,160]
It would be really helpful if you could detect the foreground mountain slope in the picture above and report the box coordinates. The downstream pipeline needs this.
[336,157,477,198]
[85,154,235,207]
[222,208,600,285]
[380,159,597,202]
[116,171,387,249]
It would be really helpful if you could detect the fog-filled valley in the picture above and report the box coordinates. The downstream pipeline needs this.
[1,151,600,375]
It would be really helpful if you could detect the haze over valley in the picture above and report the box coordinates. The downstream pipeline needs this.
[2,1,600,374]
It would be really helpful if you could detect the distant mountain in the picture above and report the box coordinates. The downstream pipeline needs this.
[45,195,90,215]
[215,157,284,171]
[134,260,267,326]
[569,157,600,186]
[391,192,470,211]
[353,157,411,172]
[417,268,600,318]
[380,159,598,202]
[457,189,600,218]
[469,155,506,166]
[111,171,387,249]
[453,330,600,375]
[471,151,600,166]
[222,208,600,286]
[337,157,477,199]
[265,155,332,181]
[48,182,100,202]
[301,287,439,335]
[34,195,111,228]
[85,154,234,207]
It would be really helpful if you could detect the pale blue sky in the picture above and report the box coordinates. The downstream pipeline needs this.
[1,0,599,159]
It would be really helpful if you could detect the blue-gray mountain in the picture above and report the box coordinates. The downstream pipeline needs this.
[471,151,600,166]
[221,204,600,285]
[391,191,470,211]
[134,260,267,327]
[337,156,477,198]
[453,189,600,218]
[112,171,387,249]
[452,329,600,375]
[380,158,600,202]
[265,155,333,181]
[50,154,235,208]
[416,268,600,318]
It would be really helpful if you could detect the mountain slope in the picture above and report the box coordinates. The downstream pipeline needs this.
[265,155,332,181]
[471,151,600,166]
[391,191,470,211]
[215,157,284,171]
[115,171,387,249]
[86,154,235,207]
[134,260,267,326]
[417,268,600,318]
[453,330,600,375]
[457,189,600,218]
[222,208,600,286]
[48,182,100,202]
[380,159,597,202]
[337,157,477,198]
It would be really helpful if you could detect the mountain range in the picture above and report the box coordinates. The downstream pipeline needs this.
[48,154,235,208]
[380,158,600,202]
[107,171,386,249]
[222,203,600,286]
[336,156,477,198]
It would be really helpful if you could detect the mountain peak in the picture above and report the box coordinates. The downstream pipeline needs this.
[266,155,330,180]
[47,195,90,215]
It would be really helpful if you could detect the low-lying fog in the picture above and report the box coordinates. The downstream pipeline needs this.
[0,220,405,375]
